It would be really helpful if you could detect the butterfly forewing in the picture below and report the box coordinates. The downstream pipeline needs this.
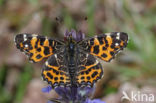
[78,32,128,62]
[15,34,64,63]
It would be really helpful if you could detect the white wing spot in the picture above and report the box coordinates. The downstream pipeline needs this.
[116,33,120,40]
[23,34,27,41]
[86,54,89,57]
[115,43,119,46]
[45,61,48,66]
[117,33,120,36]
[116,36,119,40]
[23,34,27,38]
[25,44,28,48]
[54,54,57,58]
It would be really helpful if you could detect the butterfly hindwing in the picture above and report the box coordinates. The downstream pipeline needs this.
[76,52,103,87]
[78,32,128,62]
[14,34,64,63]
[42,50,71,88]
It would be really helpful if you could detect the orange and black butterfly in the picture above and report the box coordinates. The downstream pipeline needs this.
[14,30,128,88]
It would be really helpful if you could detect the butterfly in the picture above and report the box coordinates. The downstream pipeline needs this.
[14,31,128,88]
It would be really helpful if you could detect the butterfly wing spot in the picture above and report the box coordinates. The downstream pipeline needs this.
[44,38,49,46]
[24,44,28,48]
[47,72,53,79]
[44,46,50,55]
[116,33,120,40]
[23,34,27,41]
[93,45,100,54]
[36,54,42,59]
[101,53,107,58]
[115,43,119,46]
[97,36,104,45]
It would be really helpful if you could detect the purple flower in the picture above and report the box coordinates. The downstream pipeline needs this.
[47,99,105,103]
[64,29,85,42]
[42,85,105,103]
[42,85,52,93]
[85,99,105,103]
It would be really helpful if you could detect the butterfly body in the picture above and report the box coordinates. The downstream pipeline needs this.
[14,31,128,88]
[66,37,78,86]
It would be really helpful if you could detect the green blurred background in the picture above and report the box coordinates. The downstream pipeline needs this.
[0,0,156,103]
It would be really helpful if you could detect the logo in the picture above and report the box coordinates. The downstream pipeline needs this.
[121,91,155,102]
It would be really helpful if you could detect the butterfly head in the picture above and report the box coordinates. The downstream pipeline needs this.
[68,33,75,42]
[66,34,75,52]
